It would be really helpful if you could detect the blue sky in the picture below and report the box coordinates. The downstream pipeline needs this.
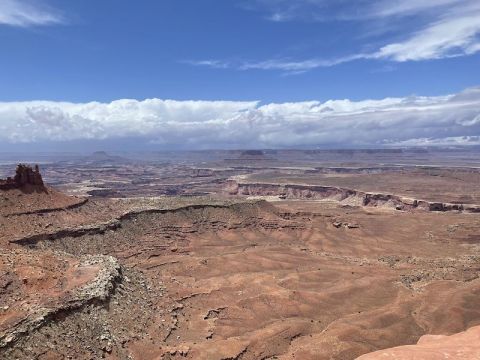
[0,0,479,150]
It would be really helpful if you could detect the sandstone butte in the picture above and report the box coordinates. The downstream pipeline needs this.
[0,163,44,189]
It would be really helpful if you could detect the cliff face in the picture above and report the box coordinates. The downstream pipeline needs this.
[225,180,480,213]
[0,164,44,190]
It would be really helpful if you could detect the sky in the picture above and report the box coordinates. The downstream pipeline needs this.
[0,0,479,151]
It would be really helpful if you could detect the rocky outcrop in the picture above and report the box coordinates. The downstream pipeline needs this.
[0,164,44,190]
[0,164,89,218]
[357,325,480,359]
[225,180,480,213]
[0,250,121,349]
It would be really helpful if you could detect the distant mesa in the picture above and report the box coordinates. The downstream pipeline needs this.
[224,149,277,161]
[92,151,109,158]
[89,151,115,161]
[84,151,129,164]
[0,164,44,190]
[303,149,404,155]
[241,150,265,157]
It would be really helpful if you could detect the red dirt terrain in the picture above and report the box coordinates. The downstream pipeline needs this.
[1,162,479,359]
[357,325,480,359]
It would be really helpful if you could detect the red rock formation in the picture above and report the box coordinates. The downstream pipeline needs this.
[0,164,44,189]
[357,325,480,359]
[225,180,480,213]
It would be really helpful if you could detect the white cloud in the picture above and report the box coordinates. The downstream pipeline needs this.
[238,54,366,72]
[186,56,361,73]
[1,88,479,149]
[187,52,377,72]
[374,10,480,61]
[0,0,63,27]
[390,136,480,147]
[191,0,480,73]
[191,10,480,72]
[363,0,463,19]
[182,60,231,69]
[247,0,466,22]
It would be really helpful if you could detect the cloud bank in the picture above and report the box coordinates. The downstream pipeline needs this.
[1,87,479,150]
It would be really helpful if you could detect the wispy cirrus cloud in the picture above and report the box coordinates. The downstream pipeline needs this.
[245,0,465,23]
[0,0,63,27]
[185,54,369,74]
[1,87,479,149]
[181,60,231,69]
[189,0,480,73]
[369,0,463,18]
[373,10,480,61]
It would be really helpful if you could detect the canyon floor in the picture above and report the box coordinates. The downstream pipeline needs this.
[0,149,479,359]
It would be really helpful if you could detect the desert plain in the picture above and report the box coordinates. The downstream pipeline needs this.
[1,148,480,359]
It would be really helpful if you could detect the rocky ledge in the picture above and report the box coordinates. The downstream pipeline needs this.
[357,325,480,359]
[225,180,480,213]
[0,250,121,349]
